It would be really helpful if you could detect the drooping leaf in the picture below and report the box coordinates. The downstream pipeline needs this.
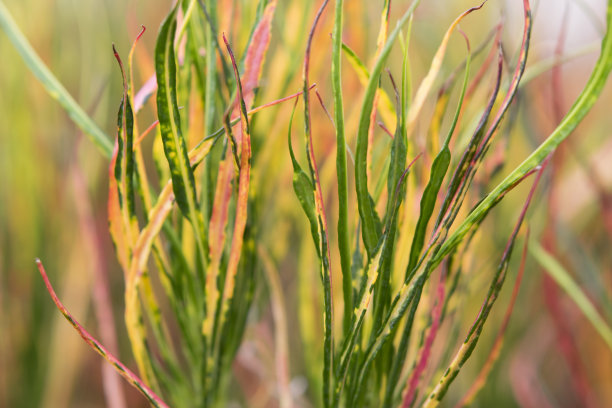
[341,42,397,129]
[434,0,612,266]
[405,2,486,138]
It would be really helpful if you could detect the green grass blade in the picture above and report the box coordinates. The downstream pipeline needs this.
[341,42,369,85]
[303,3,335,406]
[156,6,201,227]
[332,0,352,336]
[112,46,137,229]
[381,37,472,408]
[288,101,319,254]
[355,0,420,257]
[341,42,396,127]
[155,8,210,398]
[155,5,207,279]
[0,1,113,157]
[371,75,408,334]
[334,159,417,406]
[530,242,612,352]
[406,35,471,279]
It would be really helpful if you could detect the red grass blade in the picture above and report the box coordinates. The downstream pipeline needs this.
[241,0,277,109]
[36,260,169,408]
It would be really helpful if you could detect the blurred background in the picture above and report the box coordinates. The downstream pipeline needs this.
[1,0,611,407]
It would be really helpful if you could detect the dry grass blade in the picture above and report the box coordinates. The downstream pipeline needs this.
[406,1,487,138]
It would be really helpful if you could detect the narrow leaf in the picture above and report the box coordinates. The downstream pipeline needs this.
[36,260,169,408]
[355,0,420,257]
[435,0,612,267]
[155,5,203,231]
[0,2,113,157]
[530,242,612,352]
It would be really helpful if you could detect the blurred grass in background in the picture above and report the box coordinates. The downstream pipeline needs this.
[1,0,611,407]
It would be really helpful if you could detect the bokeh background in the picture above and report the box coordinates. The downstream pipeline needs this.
[1,0,611,407]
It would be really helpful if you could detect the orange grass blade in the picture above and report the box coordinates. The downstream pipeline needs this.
[204,3,278,337]
[203,152,233,338]
[217,33,252,334]
[242,0,277,109]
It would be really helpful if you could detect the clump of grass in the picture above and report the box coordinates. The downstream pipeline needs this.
[2,0,612,407]
[19,1,289,406]
[291,0,612,406]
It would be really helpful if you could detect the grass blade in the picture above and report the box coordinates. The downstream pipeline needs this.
[35,260,169,408]
[241,0,277,109]
[332,0,353,336]
[405,2,486,138]
[204,36,254,400]
[406,32,471,279]
[0,1,113,157]
[530,242,612,352]
[216,33,253,336]
[384,31,472,408]
[288,99,319,253]
[434,0,612,267]
[155,5,206,251]
[355,0,420,257]
[455,230,529,408]
[335,158,419,406]
[303,2,335,405]
[109,44,161,390]
[422,163,544,408]
[341,42,396,127]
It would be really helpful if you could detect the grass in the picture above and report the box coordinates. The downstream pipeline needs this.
[2,0,612,406]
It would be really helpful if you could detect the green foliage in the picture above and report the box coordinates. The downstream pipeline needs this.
[2,0,612,407]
